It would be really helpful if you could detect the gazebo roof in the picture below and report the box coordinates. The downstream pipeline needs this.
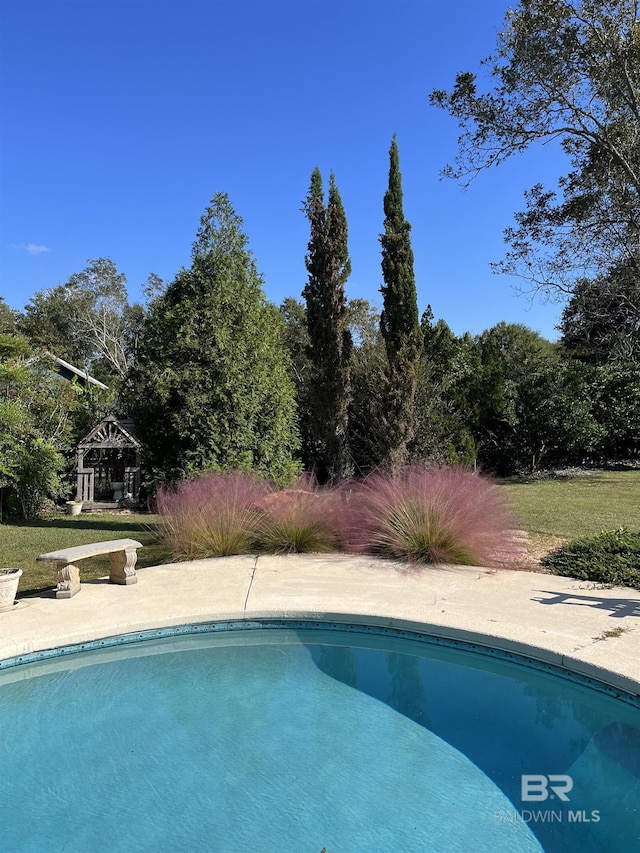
[78,414,142,451]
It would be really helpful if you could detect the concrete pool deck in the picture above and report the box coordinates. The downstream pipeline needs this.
[1,554,638,696]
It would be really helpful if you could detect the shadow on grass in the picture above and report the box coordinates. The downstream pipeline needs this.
[12,516,157,534]
[497,464,640,486]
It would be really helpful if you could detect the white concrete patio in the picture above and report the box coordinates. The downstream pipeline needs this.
[1,554,638,695]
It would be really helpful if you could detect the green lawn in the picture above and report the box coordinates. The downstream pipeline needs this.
[499,470,640,538]
[1,512,171,596]
[2,470,638,595]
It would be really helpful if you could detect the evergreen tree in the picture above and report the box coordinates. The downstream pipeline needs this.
[124,193,299,484]
[560,258,640,365]
[348,318,387,475]
[302,168,353,482]
[591,362,640,461]
[468,323,601,474]
[279,297,314,465]
[411,308,479,466]
[379,135,423,470]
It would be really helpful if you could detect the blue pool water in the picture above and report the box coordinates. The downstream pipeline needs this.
[0,622,638,853]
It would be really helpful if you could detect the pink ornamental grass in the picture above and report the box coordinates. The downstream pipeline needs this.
[156,471,273,559]
[351,464,518,567]
[254,474,352,554]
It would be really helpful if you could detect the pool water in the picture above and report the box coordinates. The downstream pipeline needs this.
[0,623,638,852]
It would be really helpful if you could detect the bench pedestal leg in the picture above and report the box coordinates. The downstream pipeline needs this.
[56,563,81,599]
[109,548,138,585]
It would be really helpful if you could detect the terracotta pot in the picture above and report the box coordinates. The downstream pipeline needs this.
[0,569,22,612]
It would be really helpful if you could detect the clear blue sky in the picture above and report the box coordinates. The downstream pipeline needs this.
[1,0,569,340]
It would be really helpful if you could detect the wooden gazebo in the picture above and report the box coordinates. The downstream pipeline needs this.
[76,415,142,507]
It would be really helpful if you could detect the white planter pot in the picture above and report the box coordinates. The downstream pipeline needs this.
[0,569,22,612]
[66,501,83,516]
[111,481,124,501]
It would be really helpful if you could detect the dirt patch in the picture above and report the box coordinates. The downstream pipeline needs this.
[491,530,570,573]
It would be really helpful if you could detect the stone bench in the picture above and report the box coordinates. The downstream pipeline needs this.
[37,538,143,599]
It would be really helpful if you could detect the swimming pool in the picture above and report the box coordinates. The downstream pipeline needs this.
[0,621,638,852]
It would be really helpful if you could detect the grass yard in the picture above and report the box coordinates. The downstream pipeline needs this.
[500,469,640,557]
[1,512,171,596]
[1,469,638,595]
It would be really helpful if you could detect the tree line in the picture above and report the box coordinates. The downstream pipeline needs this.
[2,0,638,516]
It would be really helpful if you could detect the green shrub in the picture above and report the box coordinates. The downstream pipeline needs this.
[13,438,65,520]
[541,528,640,589]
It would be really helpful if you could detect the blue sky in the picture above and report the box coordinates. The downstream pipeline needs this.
[1,0,569,340]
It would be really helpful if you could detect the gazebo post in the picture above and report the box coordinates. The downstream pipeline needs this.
[76,447,85,501]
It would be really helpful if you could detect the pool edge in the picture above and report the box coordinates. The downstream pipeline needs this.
[1,556,638,698]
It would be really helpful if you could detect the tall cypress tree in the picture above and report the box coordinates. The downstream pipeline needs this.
[379,135,423,470]
[302,168,353,482]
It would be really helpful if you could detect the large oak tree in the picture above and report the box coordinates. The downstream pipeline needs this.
[430,0,640,304]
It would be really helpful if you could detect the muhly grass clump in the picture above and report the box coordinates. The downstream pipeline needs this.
[253,475,352,554]
[350,464,518,567]
[156,471,273,559]
[156,464,519,567]
[156,471,353,559]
